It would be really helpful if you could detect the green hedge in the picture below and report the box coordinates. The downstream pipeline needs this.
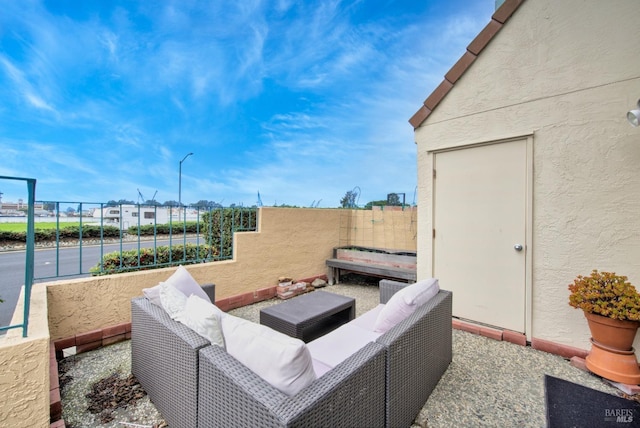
[0,225,121,243]
[0,221,201,243]
[201,208,257,259]
[127,222,200,235]
[90,243,216,275]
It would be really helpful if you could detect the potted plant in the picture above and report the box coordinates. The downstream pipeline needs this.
[568,269,640,384]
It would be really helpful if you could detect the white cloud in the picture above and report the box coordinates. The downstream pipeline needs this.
[0,0,495,206]
[0,56,58,114]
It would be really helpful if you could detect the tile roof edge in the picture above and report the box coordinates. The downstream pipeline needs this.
[408,0,527,130]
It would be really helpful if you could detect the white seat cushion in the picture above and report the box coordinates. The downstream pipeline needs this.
[307,322,382,369]
[221,314,317,396]
[350,304,384,331]
[311,358,333,378]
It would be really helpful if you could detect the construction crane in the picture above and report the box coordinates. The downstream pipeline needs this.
[137,189,158,205]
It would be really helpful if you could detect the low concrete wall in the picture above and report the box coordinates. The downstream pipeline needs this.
[0,284,50,428]
[47,207,344,340]
[46,206,418,340]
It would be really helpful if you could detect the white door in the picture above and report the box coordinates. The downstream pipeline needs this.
[433,139,528,332]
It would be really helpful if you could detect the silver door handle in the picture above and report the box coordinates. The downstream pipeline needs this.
[514,244,523,252]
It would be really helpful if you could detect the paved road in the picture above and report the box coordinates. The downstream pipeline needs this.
[0,237,202,331]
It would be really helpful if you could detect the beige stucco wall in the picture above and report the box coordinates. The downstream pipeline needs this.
[0,284,50,428]
[47,207,340,340]
[415,0,640,350]
[46,206,416,340]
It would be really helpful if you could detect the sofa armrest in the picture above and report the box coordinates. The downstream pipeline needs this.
[379,279,410,304]
[376,289,452,428]
[198,342,387,428]
[131,297,209,428]
[201,283,216,303]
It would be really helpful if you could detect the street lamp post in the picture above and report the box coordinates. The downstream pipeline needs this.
[178,152,194,207]
[178,152,193,263]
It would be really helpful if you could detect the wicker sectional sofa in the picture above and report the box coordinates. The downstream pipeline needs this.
[131,283,216,428]
[131,281,452,428]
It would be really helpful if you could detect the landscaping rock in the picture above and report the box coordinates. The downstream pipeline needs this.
[312,278,327,288]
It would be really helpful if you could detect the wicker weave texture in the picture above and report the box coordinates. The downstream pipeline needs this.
[131,297,211,428]
[376,290,453,428]
[132,283,451,428]
[198,342,387,427]
[379,279,411,304]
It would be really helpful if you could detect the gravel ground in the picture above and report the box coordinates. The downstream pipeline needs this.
[59,275,627,427]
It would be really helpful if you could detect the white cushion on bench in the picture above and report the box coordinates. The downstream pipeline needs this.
[159,281,188,319]
[221,314,317,396]
[307,321,382,370]
[311,358,333,378]
[350,304,384,331]
[179,295,226,349]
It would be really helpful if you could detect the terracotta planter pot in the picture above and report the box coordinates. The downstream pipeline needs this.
[583,312,640,384]
[584,311,640,351]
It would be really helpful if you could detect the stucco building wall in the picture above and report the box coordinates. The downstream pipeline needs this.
[414,0,640,350]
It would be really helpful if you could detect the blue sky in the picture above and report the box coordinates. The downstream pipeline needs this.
[0,0,495,208]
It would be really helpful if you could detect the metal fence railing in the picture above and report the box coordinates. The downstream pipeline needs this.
[0,195,257,336]
[32,203,257,278]
[0,176,36,338]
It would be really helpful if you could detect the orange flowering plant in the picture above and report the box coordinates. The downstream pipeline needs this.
[568,270,640,321]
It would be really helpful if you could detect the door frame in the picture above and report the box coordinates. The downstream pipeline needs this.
[430,134,534,339]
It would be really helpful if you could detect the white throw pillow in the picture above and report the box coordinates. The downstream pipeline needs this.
[165,265,211,303]
[373,278,440,333]
[221,314,317,396]
[159,281,188,320]
[142,285,163,307]
[180,295,225,348]
[144,265,210,307]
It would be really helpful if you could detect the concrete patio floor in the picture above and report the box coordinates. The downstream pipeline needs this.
[58,278,627,427]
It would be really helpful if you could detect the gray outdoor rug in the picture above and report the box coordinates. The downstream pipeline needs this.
[545,375,640,427]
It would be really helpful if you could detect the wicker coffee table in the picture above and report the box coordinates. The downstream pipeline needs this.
[260,290,355,342]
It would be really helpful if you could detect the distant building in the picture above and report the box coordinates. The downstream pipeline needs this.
[0,200,45,216]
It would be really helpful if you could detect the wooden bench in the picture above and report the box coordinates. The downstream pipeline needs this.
[326,247,416,284]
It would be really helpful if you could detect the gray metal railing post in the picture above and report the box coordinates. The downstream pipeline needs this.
[182,205,187,262]
[22,178,36,337]
[99,203,105,272]
[78,202,83,272]
[55,201,60,277]
[0,176,36,337]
